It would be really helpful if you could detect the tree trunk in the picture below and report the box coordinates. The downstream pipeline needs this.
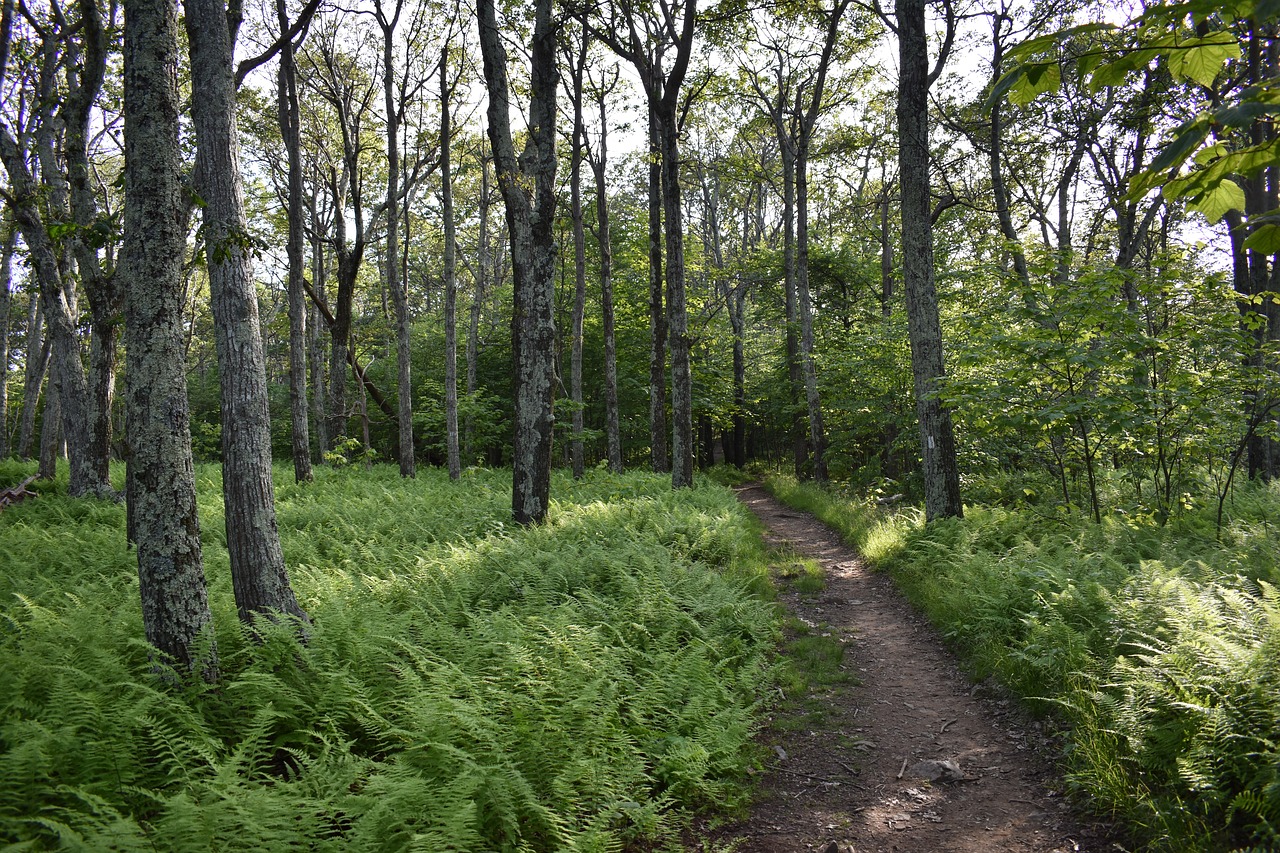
[795,144,827,482]
[308,209,330,456]
[477,0,559,524]
[0,132,109,496]
[185,0,309,627]
[18,294,47,460]
[122,0,217,677]
[880,189,894,316]
[38,365,61,480]
[647,101,669,474]
[897,0,962,520]
[442,51,461,481]
[379,0,415,478]
[277,0,312,484]
[780,137,805,478]
[0,221,12,458]
[568,40,588,480]
[591,90,622,474]
[465,147,489,464]
[658,111,694,489]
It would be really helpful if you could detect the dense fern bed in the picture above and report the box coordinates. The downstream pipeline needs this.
[0,462,779,851]
[764,472,1280,853]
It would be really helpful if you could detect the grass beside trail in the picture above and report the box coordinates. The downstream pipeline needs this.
[762,471,1280,853]
[0,462,780,851]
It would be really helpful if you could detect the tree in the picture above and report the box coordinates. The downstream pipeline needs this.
[185,0,308,626]
[276,0,314,484]
[373,0,423,478]
[440,36,463,481]
[895,0,962,520]
[0,214,12,458]
[585,61,624,473]
[476,0,559,524]
[740,0,851,483]
[0,0,115,498]
[586,0,700,488]
[564,30,589,479]
[122,0,217,677]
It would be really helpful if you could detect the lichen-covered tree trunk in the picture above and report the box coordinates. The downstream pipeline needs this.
[276,0,312,484]
[658,112,693,489]
[0,132,106,496]
[897,0,962,521]
[477,0,558,524]
[185,0,308,627]
[647,103,669,474]
[122,0,217,677]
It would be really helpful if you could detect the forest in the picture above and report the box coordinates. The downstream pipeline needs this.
[2,0,1280,849]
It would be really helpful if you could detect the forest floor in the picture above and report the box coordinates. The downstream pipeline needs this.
[696,484,1123,853]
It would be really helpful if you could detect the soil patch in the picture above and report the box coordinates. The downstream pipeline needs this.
[701,484,1120,853]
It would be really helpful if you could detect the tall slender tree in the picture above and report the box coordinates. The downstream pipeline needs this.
[895,0,962,520]
[276,0,313,484]
[585,62,623,474]
[185,0,309,626]
[587,0,699,488]
[477,0,559,523]
[122,0,217,677]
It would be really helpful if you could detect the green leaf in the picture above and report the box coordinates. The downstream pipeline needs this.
[1147,118,1211,176]
[1011,63,1060,105]
[985,67,1025,109]
[1243,224,1280,254]
[1090,56,1142,91]
[1165,34,1241,87]
[1188,178,1244,223]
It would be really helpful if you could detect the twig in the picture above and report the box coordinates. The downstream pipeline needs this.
[837,760,861,776]
[896,756,909,780]
[939,718,957,734]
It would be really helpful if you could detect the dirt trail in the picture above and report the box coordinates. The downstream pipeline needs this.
[704,485,1118,853]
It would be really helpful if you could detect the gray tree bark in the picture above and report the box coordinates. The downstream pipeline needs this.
[0,219,12,458]
[588,74,623,474]
[122,0,217,677]
[276,0,312,484]
[376,0,415,478]
[185,0,309,626]
[308,207,329,456]
[647,101,668,474]
[477,0,559,524]
[0,131,108,496]
[441,48,461,481]
[566,36,588,480]
[897,0,962,520]
[38,362,61,479]
[17,294,47,460]
[465,146,490,464]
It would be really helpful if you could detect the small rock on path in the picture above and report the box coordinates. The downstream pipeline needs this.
[697,485,1118,853]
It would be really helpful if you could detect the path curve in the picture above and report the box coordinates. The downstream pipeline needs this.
[705,484,1117,853]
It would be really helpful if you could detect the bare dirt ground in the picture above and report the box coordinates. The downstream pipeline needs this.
[699,484,1121,853]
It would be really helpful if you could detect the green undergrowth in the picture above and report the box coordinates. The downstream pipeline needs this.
[762,470,1280,852]
[0,461,780,851]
